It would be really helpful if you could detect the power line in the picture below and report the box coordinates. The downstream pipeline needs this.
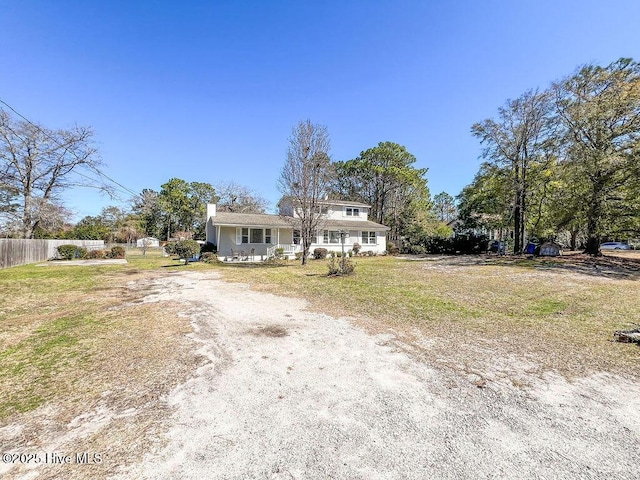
[0,98,141,199]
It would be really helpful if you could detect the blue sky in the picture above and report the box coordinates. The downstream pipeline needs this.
[1,1,639,219]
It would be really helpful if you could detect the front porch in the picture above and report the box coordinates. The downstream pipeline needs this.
[219,244,302,262]
[266,243,302,259]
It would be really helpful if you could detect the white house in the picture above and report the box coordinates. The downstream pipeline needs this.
[136,237,160,248]
[205,199,389,260]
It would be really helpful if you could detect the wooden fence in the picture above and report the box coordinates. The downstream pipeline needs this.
[0,239,105,269]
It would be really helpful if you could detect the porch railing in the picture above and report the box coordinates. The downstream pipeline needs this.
[266,243,302,258]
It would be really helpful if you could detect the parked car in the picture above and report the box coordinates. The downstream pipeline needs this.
[600,242,631,250]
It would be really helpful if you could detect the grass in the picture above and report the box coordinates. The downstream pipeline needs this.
[0,248,212,420]
[1,248,638,476]
[0,248,215,477]
[215,254,640,379]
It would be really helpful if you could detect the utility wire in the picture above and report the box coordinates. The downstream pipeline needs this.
[0,98,141,199]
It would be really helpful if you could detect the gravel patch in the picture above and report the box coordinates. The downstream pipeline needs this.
[113,271,640,480]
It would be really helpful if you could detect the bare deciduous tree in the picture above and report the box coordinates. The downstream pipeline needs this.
[0,108,110,238]
[278,119,334,265]
[216,181,269,213]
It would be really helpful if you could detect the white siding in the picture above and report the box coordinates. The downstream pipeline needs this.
[325,205,369,221]
[312,229,386,254]
[282,199,370,222]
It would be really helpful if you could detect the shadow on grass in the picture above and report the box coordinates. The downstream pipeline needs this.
[402,253,640,281]
[121,269,142,275]
[219,262,295,269]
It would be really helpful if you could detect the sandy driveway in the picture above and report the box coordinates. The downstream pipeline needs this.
[108,271,640,479]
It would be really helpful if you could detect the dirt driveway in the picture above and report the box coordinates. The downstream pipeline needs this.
[108,271,640,479]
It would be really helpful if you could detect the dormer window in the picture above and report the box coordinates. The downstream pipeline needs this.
[346,207,359,217]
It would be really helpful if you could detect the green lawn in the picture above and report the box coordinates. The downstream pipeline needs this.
[215,254,640,378]
[0,249,203,420]
[1,250,637,479]
[1,250,638,421]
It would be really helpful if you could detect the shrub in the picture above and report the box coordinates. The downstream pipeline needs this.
[452,234,489,254]
[275,247,285,258]
[200,242,217,254]
[295,252,303,260]
[407,244,426,255]
[263,256,287,266]
[86,249,107,259]
[386,242,399,255]
[76,247,88,259]
[200,252,218,264]
[404,234,489,255]
[56,244,80,260]
[108,246,126,259]
[327,255,356,276]
[174,240,200,262]
[85,249,99,259]
[352,242,361,255]
[366,250,374,256]
[313,248,328,259]
[341,257,355,275]
[327,256,339,275]
[164,242,177,255]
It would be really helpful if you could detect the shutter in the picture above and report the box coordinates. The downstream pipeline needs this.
[236,227,241,245]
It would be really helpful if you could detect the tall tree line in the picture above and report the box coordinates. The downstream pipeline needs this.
[277,122,442,262]
[2,176,267,241]
[133,179,267,241]
[332,141,435,244]
[461,58,640,254]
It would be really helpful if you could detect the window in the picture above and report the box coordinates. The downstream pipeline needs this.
[315,206,328,214]
[361,231,376,244]
[323,230,341,243]
[236,227,271,244]
[293,229,300,245]
[346,207,360,217]
[236,227,249,244]
[250,228,263,243]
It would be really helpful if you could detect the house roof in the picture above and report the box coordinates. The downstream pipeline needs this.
[277,196,371,208]
[318,199,371,208]
[210,212,291,227]
[321,219,389,231]
[210,212,389,231]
